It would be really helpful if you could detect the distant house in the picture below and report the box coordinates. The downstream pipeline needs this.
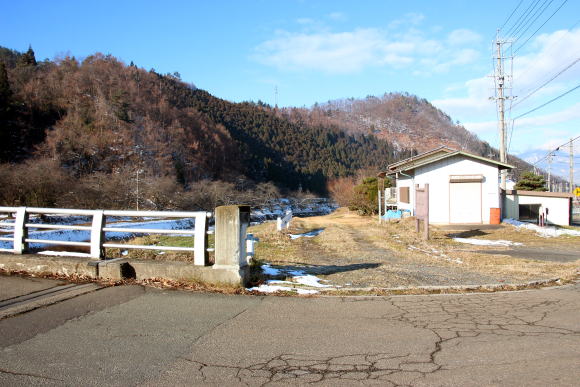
[382,146,513,224]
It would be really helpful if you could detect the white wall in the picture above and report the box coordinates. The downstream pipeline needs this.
[504,193,570,226]
[396,155,500,224]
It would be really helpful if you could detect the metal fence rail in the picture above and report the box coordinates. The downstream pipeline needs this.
[0,207,212,265]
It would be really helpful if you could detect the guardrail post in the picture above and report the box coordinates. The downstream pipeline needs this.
[193,212,210,265]
[13,207,28,254]
[246,233,259,264]
[90,210,105,259]
[276,210,292,231]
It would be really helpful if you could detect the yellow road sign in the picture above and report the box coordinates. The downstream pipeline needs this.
[575,187,580,197]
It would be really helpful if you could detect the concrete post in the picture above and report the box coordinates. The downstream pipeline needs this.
[246,233,259,265]
[90,211,105,259]
[193,212,210,266]
[214,205,251,276]
[13,207,28,254]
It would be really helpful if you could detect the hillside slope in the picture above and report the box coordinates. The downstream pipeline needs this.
[280,93,533,178]
[0,47,409,205]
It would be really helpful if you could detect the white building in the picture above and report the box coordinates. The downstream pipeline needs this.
[504,190,573,226]
[384,147,513,225]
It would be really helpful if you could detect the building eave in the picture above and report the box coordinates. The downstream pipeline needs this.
[383,149,514,176]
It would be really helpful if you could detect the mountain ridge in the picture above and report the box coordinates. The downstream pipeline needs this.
[0,46,537,209]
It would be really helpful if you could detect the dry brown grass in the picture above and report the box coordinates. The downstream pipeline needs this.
[249,208,579,288]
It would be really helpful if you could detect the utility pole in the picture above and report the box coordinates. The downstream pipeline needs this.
[570,138,574,193]
[492,31,514,190]
[274,86,278,109]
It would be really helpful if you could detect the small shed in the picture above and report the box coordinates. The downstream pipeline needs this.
[384,147,513,224]
[503,190,573,226]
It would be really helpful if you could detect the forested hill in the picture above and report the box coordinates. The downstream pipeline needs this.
[285,94,492,154]
[0,46,411,206]
[186,90,411,192]
[279,93,534,179]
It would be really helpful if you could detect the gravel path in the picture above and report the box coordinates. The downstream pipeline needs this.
[252,209,577,290]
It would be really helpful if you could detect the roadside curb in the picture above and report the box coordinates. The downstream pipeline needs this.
[1,253,575,297]
[313,277,572,296]
[0,253,249,286]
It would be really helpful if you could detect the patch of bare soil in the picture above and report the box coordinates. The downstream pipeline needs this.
[249,208,579,290]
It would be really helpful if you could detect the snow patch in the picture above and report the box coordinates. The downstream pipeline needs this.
[503,218,580,238]
[247,284,319,295]
[289,228,324,239]
[292,274,332,288]
[0,218,195,250]
[251,198,337,223]
[253,264,333,293]
[452,238,523,246]
[261,264,281,276]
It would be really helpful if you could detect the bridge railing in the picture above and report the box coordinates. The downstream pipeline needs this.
[0,207,212,265]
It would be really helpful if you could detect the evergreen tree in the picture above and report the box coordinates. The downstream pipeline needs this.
[0,61,11,106]
[514,171,547,191]
[18,45,37,66]
[0,61,13,161]
[349,177,380,215]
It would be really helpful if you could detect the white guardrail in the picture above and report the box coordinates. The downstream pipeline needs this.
[0,207,212,265]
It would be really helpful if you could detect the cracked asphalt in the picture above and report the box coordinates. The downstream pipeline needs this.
[1,278,579,386]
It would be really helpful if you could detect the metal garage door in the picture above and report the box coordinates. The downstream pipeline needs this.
[449,182,482,224]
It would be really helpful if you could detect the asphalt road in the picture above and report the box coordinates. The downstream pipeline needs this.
[1,275,579,386]
[479,246,580,262]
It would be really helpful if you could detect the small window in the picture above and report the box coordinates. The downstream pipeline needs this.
[399,187,410,203]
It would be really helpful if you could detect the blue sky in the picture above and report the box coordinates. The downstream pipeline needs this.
[1,0,579,180]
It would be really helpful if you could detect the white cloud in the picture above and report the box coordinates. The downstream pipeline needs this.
[463,120,496,135]
[433,28,580,125]
[514,102,580,127]
[253,22,481,74]
[254,28,386,73]
[433,76,494,118]
[327,12,346,22]
[388,13,425,29]
[447,29,482,46]
[296,18,315,25]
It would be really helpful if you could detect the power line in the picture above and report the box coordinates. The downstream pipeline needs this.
[514,0,569,53]
[514,0,554,42]
[501,0,525,31]
[513,83,580,120]
[532,135,580,166]
[512,56,580,108]
[505,0,542,37]
[514,17,580,83]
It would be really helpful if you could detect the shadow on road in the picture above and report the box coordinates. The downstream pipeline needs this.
[445,229,490,238]
[268,262,381,276]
